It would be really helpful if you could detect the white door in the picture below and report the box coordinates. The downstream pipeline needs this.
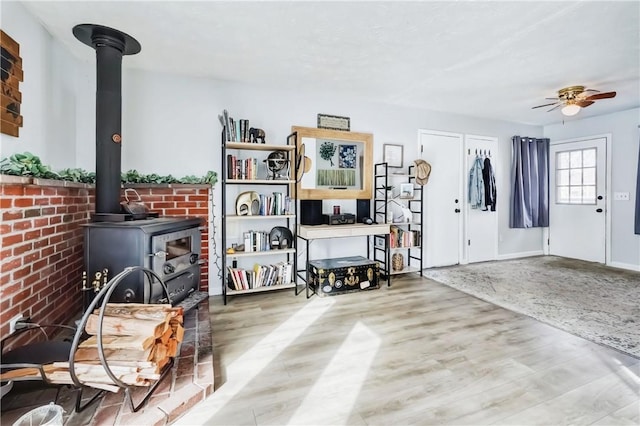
[464,135,498,263]
[549,137,607,263]
[419,130,463,267]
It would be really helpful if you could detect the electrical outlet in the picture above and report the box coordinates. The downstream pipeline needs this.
[9,314,25,334]
[613,192,630,201]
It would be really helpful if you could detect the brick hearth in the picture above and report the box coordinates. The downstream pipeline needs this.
[0,298,214,426]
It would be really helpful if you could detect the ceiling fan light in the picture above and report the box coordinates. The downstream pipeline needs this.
[561,104,581,116]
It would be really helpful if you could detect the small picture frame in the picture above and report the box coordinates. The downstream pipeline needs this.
[383,144,403,168]
[317,114,350,131]
[399,183,414,199]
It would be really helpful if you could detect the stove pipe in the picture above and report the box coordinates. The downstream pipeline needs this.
[73,24,141,218]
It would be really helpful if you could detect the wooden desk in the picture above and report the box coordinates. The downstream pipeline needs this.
[297,223,391,297]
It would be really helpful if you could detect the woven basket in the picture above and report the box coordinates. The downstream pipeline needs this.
[392,253,404,271]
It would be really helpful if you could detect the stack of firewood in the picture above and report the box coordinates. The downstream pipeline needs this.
[0,304,184,392]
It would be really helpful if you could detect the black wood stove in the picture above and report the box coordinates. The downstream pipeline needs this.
[75,24,202,308]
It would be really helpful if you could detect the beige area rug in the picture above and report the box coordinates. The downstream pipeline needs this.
[423,256,640,358]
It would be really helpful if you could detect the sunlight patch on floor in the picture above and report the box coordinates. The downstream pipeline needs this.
[612,358,640,388]
[174,297,335,425]
[286,321,381,425]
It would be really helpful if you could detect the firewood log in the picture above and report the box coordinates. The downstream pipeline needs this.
[80,335,148,350]
[85,314,165,338]
[74,347,152,363]
[95,304,180,321]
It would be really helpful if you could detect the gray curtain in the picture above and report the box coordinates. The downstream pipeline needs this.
[510,136,549,228]
[635,130,640,234]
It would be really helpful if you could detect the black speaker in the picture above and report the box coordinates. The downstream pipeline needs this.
[356,199,371,223]
[300,200,324,225]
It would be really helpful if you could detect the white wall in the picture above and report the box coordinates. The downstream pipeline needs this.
[544,108,640,270]
[110,74,545,293]
[5,2,548,295]
[0,1,91,169]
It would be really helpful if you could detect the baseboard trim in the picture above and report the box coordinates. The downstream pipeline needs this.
[496,250,544,261]
[607,261,640,272]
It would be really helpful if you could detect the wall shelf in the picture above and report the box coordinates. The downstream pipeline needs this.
[226,214,296,220]
[226,282,297,295]
[226,248,297,258]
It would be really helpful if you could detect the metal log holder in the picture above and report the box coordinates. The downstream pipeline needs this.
[69,266,175,413]
[0,324,104,413]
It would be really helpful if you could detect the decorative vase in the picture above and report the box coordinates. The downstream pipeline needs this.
[392,253,404,271]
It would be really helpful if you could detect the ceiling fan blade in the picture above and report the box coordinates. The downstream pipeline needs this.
[576,100,595,108]
[532,102,559,109]
[547,104,563,112]
[586,91,616,100]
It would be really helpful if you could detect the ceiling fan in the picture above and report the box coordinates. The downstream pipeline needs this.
[532,85,617,116]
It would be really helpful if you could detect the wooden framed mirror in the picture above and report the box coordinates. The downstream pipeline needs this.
[292,126,373,200]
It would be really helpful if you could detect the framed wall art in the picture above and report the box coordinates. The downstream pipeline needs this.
[1,30,24,137]
[291,126,373,200]
[399,183,414,199]
[317,114,350,131]
[383,144,403,168]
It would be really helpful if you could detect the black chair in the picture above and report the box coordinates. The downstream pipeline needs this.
[0,323,104,413]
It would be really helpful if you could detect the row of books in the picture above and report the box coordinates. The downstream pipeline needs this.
[227,155,258,180]
[389,225,421,248]
[241,228,292,252]
[259,192,291,216]
[221,109,252,143]
[242,230,271,252]
[227,261,293,290]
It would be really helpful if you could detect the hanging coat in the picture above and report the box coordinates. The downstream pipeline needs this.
[468,156,485,209]
[483,157,497,211]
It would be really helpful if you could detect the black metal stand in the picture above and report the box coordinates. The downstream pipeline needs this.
[70,266,175,413]
[373,162,424,286]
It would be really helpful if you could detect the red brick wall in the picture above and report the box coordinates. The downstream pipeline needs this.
[0,177,91,341]
[0,177,211,341]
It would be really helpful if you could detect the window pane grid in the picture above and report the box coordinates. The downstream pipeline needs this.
[555,148,597,205]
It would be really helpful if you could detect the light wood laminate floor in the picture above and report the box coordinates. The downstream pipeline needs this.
[175,275,640,426]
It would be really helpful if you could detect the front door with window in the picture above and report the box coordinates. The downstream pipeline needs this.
[549,137,606,263]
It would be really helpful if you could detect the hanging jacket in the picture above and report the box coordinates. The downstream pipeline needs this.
[483,157,497,211]
[468,156,485,209]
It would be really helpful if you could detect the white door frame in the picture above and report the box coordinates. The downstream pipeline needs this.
[544,133,612,265]
[418,129,464,267]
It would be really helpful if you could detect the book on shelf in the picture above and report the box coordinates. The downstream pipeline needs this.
[259,192,290,215]
[242,230,289,252]
[227,261,293,290]
[226,155,258,180]
[389,225,421,248]
[241,119,249,142]
[252,192,291,216]
[223,109,230,142]
[221,109,251,143]
[239,119,246,143]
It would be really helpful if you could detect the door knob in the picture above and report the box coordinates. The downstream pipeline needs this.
[596,208,603,213]
[455,208,461,213]
[597,195,603,200]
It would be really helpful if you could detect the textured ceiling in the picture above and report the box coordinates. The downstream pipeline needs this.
[20,1,640,126]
